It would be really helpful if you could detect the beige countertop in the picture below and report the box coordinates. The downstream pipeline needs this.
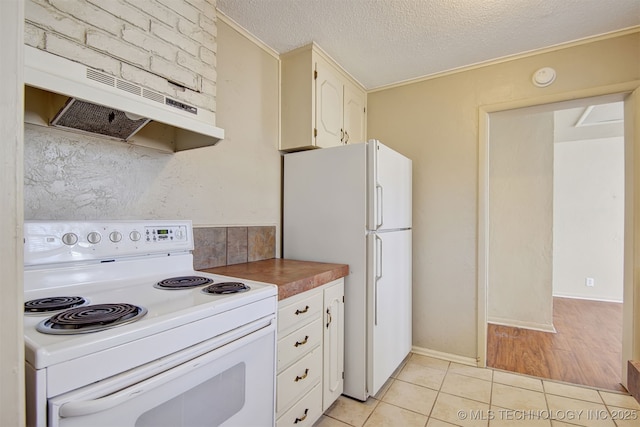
[201,258,349,300]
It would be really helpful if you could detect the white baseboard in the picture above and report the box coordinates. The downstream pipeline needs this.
[411,345,478,367]
[488,317,557,333]
[553,293,623,304]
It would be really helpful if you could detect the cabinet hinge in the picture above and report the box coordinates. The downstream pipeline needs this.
[342,295,344,303]
[314,128,317,138]
[314,70,318,80]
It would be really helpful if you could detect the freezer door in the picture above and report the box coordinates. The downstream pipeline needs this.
[367,229,412,397]
[367,140,412,231]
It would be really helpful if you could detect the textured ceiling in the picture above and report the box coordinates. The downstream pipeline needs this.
[217,0,640,89]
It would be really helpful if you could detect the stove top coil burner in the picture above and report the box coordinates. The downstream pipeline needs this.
[36,303,147,335]
[202,282,251,295]
[155,276,214,290]
[24,296,88,314]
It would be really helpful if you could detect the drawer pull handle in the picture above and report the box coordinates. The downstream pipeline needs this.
[294,408,309,424]
[295,368,309,382]
[294,336,309,347]
[295,305,309,315]
[326,308,332,328]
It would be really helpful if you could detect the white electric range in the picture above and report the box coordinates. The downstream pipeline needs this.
[23,220,278,427]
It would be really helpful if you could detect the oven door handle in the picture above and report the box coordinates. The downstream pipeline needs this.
[59,317,275,418]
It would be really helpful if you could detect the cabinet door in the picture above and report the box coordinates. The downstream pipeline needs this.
[343,82,366,145]
[322,280,344,411]
[315,57,344,148]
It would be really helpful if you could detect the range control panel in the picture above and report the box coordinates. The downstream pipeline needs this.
[24,220,193,266]
[144,225,187,243]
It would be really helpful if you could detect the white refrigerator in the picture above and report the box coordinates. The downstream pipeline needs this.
[283,139,412,400]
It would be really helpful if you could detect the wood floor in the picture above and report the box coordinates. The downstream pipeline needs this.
[487,297,624,392]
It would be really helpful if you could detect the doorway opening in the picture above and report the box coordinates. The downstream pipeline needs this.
[483,95,626,391]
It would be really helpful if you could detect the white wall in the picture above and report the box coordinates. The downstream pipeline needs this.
[553,137,625,301]
[24,17,281,242]
[0,0,25,425]
[488,110,555,331]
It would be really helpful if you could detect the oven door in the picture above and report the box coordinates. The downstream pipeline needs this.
[48,317,276,427]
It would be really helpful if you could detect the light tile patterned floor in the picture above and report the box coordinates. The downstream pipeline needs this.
[314,353,640,427]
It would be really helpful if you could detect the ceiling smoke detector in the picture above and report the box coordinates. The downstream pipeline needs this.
[532,67,556,87]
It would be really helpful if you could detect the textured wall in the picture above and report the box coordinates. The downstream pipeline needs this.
[24,125,171,219]
[25,0,217,114]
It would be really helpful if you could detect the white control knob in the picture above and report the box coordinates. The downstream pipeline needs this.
[62,232,78,246]
[175,229,184,240]
[87,232,101,244]
[109,231,122,243]
[130,230,141,242]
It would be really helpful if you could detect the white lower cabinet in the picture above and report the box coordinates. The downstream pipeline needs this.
[277,347,322,414]
[322,280,344,410]
[276,278,344,426]
[276,384,322,427]
[278,319,323,371]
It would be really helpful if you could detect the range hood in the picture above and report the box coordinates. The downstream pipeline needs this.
[23,46,224,152]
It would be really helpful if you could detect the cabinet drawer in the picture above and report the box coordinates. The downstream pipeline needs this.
[276,383,322,427]
[276,346,322,414]
[278,318,322,372]
[278,291,322,334]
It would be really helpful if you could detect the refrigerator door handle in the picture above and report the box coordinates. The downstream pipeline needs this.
[376,183,384,230]
[374,234,383,325]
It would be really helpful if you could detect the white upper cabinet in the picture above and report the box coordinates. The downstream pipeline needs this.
[343,81,366,146]
[315,57,344,148]
[281,43,367,151]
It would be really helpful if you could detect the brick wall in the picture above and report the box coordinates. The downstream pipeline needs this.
[24,0,217,116]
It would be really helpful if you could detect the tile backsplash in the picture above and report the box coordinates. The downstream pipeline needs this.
[193,226,275,270]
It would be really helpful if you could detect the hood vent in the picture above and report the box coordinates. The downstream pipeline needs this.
[51,98,151,140]
[24,46,225,152]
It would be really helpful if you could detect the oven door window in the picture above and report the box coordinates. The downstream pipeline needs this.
[135,362,246,427]
[48,323,275,427]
